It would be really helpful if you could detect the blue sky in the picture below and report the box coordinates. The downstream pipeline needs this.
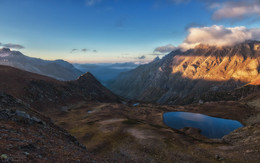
[0,0,260,63]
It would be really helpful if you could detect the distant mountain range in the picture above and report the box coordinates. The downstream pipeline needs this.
[74,62,139,86]
[0,48,82,80]
[108,40,260,104]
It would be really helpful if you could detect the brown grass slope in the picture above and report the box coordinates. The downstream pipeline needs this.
[0,65,120,112]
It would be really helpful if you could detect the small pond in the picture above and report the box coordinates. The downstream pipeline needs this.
[163,112,243,139]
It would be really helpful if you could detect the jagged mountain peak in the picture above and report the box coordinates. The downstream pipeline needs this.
[76,72,103,86]
[108,40,260,104]
[152,56,160,62]
[193,40,260,50]
[0,48,24,56]
[179,40,260,60]
[0,48,11,52]
[77,72,97,82]
[190,40,259,50]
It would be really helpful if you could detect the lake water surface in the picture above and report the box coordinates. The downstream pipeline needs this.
[163,112,243,138]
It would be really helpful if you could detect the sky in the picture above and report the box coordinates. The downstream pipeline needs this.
[0,0,260,63]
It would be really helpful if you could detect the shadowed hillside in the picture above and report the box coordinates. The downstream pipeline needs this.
[0,92,94,162]
[0,65,120,112]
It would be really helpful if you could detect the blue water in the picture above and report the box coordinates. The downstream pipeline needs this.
[163,112,243,138]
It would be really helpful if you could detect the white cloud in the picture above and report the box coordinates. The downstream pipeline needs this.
[212,1,260,20]
[154,44,177,53]
[180,25,260,50]
[165,0,260,21]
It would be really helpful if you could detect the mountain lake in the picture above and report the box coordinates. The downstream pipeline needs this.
[163,112,243,138]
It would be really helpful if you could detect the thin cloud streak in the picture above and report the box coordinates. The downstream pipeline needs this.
[154,44,177,53]
[70,48,98,53]
[138,55,146,60]
[70,49,77,53]
[82,48,89,52]
[1,43,24,49]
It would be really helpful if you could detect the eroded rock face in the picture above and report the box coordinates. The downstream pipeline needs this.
[109,41,260,104]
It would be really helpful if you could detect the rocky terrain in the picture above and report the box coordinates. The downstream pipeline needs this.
[0,48,82,80]
[0,65,119,112]
[0,92,95,162]
[1,80,259,162]
[109,41,260,104]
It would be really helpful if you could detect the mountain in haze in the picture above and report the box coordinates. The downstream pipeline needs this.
[74,62,139,86]
[0,48,83,80]
[0,65,119,111]
[108,40,260,104]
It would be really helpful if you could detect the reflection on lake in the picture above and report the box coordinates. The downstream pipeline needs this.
[163,112,243,138]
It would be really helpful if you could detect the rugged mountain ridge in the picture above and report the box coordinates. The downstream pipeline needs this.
[109,41,260,104]
[0,48,82,80]
[0,65,119,111]
[0,48,259,162]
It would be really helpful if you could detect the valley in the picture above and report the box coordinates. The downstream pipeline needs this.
[0,42,260,162]
[49,99,259,162]
[2,1,260,162]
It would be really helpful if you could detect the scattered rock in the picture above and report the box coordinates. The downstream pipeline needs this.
[15,110,30,119]
[180,127,202,136]
[1,154,8,160]
[133,103,140,107]
[198,100,204,104]
[215,154,224,161]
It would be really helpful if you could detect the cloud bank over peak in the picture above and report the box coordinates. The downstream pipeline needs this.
[154,44,177,53]
[0,43,25,49]
[180,25,260,50]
